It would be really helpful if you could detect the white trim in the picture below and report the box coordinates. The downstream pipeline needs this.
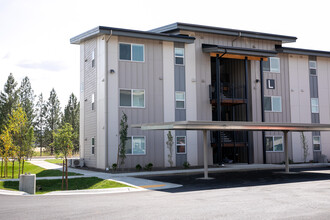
[119,88,145,108]
[309,60,317,70]
[265,136,284,152]
[264,96,282,112]
[119,42,145,62]
[175,91,185,109]
[176,136,186,154]
[125,136,147,155]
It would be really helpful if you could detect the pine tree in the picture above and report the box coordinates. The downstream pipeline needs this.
[62,93,80,153]
[45,88,61,155]
[0,73,19,132]
[35,93,47,156]
[18,76,35,127]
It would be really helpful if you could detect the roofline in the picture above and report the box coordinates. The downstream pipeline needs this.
[276,46,330,58]
[150,22,297,43]
[70,26,195,45]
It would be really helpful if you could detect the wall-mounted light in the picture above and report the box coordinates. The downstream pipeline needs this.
[255,79,260,83]
[110,69,115,74]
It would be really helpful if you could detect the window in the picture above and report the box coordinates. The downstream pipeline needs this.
[91,93,95,110]
[313,136,321,151]
[264,96,282,112]
[91,137,95,155]
[120,89,145,108]
[266,136,283,152]
[263,57,280,73]
[125,137,146,155]
[176,136,186,154]
[175,91,185,109]
[92,50,95,67]
[309,61,317,75]
[267,79,275,89]
[311,98,319,113]
[175,48,184,65]
[119,43,144,62]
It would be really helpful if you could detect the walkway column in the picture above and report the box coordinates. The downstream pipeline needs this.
[203,130,208,179]
[284,131,289,173]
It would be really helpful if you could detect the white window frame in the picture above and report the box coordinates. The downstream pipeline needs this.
[176,136,186,154]
[91,137,95,155]
[309,61,317,69]
[91,93,95,110]
[119,43,145,62]
[264,96,282,112]
[174,48,185,65]
[125,136,146,155]
[119,89,145,108]
[175,91,185,109]
[265,136,284,152]
[313,136,321,151]
[311,98,319,113]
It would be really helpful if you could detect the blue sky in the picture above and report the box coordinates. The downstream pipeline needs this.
[0,0,329,108]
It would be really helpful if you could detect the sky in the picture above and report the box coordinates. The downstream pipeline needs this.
[0,0,329,109]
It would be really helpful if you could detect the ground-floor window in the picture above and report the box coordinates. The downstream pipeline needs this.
[91,137,95,155]
[266,136,283,152]
[313,136,321,151]
[176,136,186,154]
[125,136,146,155]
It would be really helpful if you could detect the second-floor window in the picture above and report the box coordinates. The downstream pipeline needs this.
[264,96,282,112]
[120,89,145,108]
[311,98,319,113]
[119,43,144,62]
[175,48,184,65]
[263,57,280,73]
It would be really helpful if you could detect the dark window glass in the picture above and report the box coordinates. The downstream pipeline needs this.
[119,44,131,60]
[92,146,95,154]
[175,57,184,65]
[263,59,270,71]
[265,137,273,151]
[120,90,131,107]
[264,97,271,111]
[310,69,317,75]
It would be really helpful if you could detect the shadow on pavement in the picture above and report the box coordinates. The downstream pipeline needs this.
[141,167,330,193]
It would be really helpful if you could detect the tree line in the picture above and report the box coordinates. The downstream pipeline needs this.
[0,73,79,178]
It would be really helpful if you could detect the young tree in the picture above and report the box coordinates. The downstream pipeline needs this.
[62,93,79,153]
[117,112,128,167]
[18,76,35,127]
[52,123,74,190]
[35,93,47,156]
[45,88,61,155]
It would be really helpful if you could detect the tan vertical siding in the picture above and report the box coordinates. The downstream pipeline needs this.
[83,38,97,167]
[118,37,164,168]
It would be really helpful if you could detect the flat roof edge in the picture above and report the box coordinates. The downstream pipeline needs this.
[276,46,330,58]
[70,26,195,45]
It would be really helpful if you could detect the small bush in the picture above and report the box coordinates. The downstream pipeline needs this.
[183,161,190,169]
[135,164,142,171]
[112,163,117,172]
[144,163,153,171]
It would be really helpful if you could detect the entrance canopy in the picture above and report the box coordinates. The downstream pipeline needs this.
[132,121,330,179]
[202,44,278,61]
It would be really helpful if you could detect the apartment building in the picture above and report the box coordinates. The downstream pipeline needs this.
[71,23,330,169]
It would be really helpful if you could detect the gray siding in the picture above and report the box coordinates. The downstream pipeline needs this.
[118,36,164,168]
[83,38,97,167]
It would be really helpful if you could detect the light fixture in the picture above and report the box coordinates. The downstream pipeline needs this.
[110,69,115,74]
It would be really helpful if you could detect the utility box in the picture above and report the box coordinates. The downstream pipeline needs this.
[19,174,36,194]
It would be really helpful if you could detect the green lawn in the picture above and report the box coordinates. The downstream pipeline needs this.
[45,159,65,164]
[0,177,130,194]
[0,162,82,179]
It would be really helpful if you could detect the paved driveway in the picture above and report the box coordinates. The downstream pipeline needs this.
[1,167,330,219]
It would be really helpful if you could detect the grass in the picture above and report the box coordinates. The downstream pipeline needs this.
[45,159,65,164]
[0,177,130,194]
[0,162,82,179]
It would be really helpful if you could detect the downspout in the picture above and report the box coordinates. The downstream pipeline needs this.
[260,58,266,164]
[232,32,242,47]
[244,57,251,163]
[105,30,112,169]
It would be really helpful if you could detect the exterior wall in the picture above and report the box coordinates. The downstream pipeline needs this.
[317,57,330,161]
[82,38,97,168]
[163,41,176,167]
[79,44,85,159]
[118,36,164,168]
[288,54,313,163]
